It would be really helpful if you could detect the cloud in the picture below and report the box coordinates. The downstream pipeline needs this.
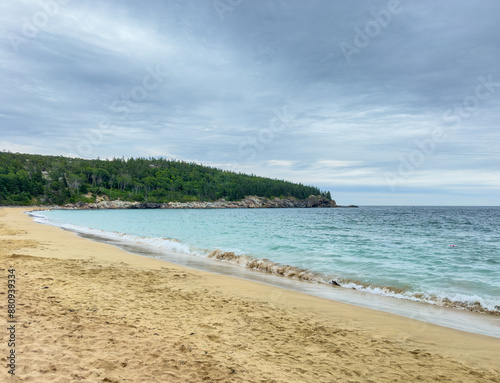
[315,160,364,168]
[0,0,499,205]
[267,160,295,167]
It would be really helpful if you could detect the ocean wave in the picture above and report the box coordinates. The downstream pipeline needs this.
[67,225,193,255]
[29,211,50,224]
[30,212,194,255]
[207,250,500,316]
[207,249,325,282]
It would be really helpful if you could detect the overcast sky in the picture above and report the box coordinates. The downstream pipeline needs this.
[1,0,499,205]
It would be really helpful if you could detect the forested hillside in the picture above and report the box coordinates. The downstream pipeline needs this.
[0,152,331,206]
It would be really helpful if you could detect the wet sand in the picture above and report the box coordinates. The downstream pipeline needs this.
[1,207,499,382]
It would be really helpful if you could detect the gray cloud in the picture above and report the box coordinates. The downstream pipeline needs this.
[1,0,499,205]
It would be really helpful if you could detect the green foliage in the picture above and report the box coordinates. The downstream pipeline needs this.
[0,151,332,206]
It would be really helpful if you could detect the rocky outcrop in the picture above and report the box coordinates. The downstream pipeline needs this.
[60,195,357,210]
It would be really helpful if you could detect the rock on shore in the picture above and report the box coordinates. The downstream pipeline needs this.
[60,195,358,210]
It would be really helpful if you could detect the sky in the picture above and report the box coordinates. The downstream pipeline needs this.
[1,0,499,205]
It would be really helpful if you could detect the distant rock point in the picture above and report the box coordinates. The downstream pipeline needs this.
[58,195,358,210]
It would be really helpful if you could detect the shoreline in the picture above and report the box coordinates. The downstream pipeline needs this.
[1,207,499,382]
[39,216,500,338]
[31,208,500,320]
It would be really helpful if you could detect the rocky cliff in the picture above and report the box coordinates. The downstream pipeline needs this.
[60,195,358,210]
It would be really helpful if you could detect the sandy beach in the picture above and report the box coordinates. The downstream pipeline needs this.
[1,207,499,382]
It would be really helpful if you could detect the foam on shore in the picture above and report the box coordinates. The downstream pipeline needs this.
[207,249,500,315]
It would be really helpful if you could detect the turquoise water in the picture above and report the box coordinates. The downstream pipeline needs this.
[35,206,500,314]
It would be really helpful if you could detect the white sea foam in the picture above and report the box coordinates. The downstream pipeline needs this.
[68,225,194,255]
[29,211,49,224]
[339,282,500,313]
[30,211,194,256]
[207,249,500,314]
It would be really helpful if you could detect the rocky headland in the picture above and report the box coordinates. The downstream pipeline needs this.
[58,195,358,210]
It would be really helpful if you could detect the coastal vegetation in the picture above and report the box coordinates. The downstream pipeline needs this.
[0,152,331,206]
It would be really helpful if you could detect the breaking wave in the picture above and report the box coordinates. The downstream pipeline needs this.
[30,212,193,255]
[207,249,500,316]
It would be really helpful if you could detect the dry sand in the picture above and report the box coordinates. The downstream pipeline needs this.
[0,207,499,382]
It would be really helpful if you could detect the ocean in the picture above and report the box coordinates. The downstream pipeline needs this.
[32,206,500,332]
